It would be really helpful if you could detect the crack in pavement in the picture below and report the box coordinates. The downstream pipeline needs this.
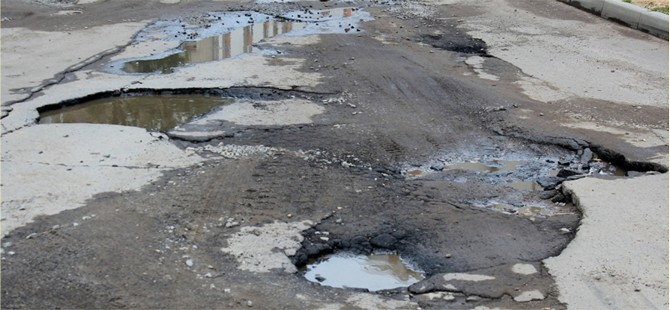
[3,25,147,109]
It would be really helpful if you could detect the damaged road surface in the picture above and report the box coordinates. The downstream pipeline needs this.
[1,0,667,309]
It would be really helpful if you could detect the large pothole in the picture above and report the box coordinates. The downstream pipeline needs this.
[35,87,332,134]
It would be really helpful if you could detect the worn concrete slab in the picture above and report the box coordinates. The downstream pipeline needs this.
[544,173,669,309]
[455,0,668,107]
[1,124,204,234]
[1,23,147,105]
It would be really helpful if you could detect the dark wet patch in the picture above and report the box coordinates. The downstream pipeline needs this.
[302,252,424,291]
[420,33,488,55]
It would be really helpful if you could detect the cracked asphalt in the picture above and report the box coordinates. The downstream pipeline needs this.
[1,0,667,309]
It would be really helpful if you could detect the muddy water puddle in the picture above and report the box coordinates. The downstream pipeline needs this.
[39,95,232,131]
[303,253,424,291]
[112,8,372,74]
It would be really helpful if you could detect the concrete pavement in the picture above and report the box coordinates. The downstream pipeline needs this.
[545,173,669,309]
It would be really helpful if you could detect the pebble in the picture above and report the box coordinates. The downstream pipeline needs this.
[466,296,480,302]
[247,300,253,307]
[186,259,194,267]
[559,228,571,234]
[25,233,37,240]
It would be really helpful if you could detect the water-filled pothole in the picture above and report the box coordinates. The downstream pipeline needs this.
[122,20,307,74]
[38,95,232,131]
[110,8,371,74]
[302,252,424,291]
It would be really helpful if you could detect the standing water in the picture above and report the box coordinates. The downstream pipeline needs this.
[303,253,424,291]
[39,95,232,131]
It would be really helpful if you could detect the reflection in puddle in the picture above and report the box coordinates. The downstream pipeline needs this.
[116,7,369,74]
[39,95,232,131]
[123,20,306,74]
[303,253,424,291]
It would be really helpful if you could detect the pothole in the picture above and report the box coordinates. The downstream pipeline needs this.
[108,7,372,74]
[38,94,233,131]
[35,87,330,133]
[302,252,425,291]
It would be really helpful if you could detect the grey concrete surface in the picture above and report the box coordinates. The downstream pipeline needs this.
[558,0,669,39]
[545,173,669,309]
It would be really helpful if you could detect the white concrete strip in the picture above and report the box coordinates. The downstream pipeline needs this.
[511,263,538,275]
[513,290,545,302]
[544,174,669,309]
[191,99,325,126]
[559,0,669,39]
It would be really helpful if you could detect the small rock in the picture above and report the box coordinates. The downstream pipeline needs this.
[8,251,15,256]
[25,233,37,239]
[224,288,232,293]
[370,233,397,248]
[536,176,565,189]
[430,163,444,171]
[559,228,571,234]
[539,190,558,200]
[557,160,571,166]
[539,113,544,116]
[445,253,452,258]
[565,175,585,181]
[18,205,26,211]
[246,300,253,307]
[185,259,194,267]
[466,296,480,302]
[315,275,326,282]
[551,193,567,203]
[556,169,581,178]
[581,148,593,163]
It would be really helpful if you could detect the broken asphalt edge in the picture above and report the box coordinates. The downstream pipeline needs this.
[557,0,669,40]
